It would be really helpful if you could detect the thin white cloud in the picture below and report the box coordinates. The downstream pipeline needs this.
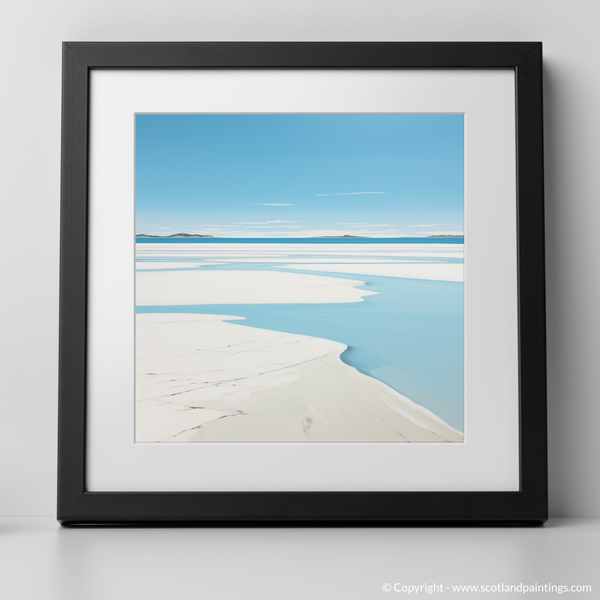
[187,230,304,237]
[412,224,447,227]
[338,223,394,227]
[250,203,295,206]
[235,220,307,225]
[171,227,418,238]
[317,192,386,196]
[302,228,399,235]
[171,224,235,227]
[351,229,401,233]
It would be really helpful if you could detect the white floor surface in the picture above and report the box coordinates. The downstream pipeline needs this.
[0,518,597,599]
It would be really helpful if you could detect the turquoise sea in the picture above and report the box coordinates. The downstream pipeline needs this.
[136,239,464,431]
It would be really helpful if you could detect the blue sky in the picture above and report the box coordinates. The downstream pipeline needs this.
[135,114,463,238]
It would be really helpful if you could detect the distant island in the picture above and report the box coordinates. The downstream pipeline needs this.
[136,233,215,239]
[314,235,367,239]
[135,232,463,239]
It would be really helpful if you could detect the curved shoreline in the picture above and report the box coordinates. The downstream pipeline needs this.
[135,313,463,443]
[136,272,465,431]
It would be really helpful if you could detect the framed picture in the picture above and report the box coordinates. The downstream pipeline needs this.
[58,42,547,524]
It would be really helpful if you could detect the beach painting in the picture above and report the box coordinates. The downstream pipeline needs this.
[135,114,464,443]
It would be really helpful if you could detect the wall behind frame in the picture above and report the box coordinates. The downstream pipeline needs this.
[0,0,598,517]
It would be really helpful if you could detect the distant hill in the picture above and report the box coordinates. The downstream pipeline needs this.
[135,233,215,239]
[314,235,367,239]
[427,235,464,238]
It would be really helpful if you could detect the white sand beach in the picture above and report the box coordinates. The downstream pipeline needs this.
[136,269,376,306]
[135,242,465,443]
[136,313,463,443]
[188,258,425,263]
[283,263,464,282]
[135,242,463,262]
[135,262,216,270]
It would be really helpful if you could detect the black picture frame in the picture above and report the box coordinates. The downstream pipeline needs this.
[58,42,547,525]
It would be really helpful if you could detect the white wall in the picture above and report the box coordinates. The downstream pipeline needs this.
[1,0,598,517]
